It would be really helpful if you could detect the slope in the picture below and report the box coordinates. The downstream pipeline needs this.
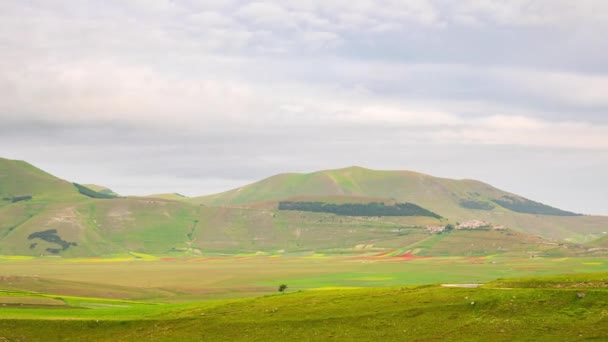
[0,159,605,256]
[191,166,608,240]
[0,157,83,204]
[1,273,608,341]
[145,193,190,201]
[82,184,120,197]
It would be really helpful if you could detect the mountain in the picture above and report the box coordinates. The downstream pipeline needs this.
[0,159,606,257]
[145,193,189,201]
[190,166,606,241]
[0,158,83,204]
[191,166,577,216]
[82,184,120,197]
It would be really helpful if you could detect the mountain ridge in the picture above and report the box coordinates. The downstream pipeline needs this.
[190,166,580,217]
[0,157,606,257]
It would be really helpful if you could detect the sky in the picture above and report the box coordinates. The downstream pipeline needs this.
[1,0,607,215]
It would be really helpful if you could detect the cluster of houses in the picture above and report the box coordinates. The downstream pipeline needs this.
[426,220,506,234]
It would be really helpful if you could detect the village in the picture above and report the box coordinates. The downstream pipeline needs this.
[426,220,506,234]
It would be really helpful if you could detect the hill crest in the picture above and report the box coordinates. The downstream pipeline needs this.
[1,158,606,256]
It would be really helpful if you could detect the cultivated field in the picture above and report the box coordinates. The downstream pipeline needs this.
[0,254,607,340]
[1,254,607,302]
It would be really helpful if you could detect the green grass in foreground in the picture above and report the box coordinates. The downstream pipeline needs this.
[0,256,607,340]
[0,273,607,341]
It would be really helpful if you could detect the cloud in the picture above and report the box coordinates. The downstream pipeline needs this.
[496,69,608,108]
[2,36,608,151]
[432,116,608,150]
[1,1,608,214]
[451,0,608,28]
[237,2,295,29]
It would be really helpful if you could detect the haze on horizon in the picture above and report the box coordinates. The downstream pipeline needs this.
[1,1,607,215]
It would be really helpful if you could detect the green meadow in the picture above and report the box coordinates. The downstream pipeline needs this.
[2,159,608,340]
[1,255,607,301]
[1,255,607,340]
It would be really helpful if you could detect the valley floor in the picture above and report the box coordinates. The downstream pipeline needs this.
[0,255,607,341]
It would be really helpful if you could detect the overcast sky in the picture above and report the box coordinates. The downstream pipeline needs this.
[1,1,607,215]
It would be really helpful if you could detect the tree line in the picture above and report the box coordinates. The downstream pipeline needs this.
[492,196,580,216]
[73,183,118,199]
[278,201,442,218]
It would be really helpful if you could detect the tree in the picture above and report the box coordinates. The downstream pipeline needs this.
[278,284,288,293]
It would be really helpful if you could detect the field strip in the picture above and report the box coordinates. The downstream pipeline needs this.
[440,284,482,288]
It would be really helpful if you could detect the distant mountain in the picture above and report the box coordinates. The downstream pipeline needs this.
[191,166,579,216]
[189,166,607,241]
[82,184,120,197]
[0,158,84,204]
[0,159,606,257]
[145,193,189,201]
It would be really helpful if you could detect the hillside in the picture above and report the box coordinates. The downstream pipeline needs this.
[191,166,608,241]
[0,158,83,204]
[190,167,577,218]
[591,234,608,248]
[82,184,120,197]
[145,193,189,201]
[1,273,608,341]
[5,196,583,257]
[0,159,606,256]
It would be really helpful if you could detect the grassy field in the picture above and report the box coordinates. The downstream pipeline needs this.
[0,272,607,341]
[1,256,607,340]
[0,255,607,302]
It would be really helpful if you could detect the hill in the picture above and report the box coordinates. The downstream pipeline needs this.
[82,184,120,197]
[145,193,189,201]
[5,195,578,257]
[189,166,564,214]
[0,158,83,204]
[0,159,606,257]
[191,166,608,241]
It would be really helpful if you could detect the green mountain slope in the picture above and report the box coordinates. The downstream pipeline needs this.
[191,166,607,241]
[0,158,83,204]
[145,193,189,201]
[0,159,606,256]
[190,167,574,216]
[2,194,588,257]
[82,184,120,197]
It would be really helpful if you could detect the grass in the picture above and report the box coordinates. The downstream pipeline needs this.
[0,274,607,341]
[3,160,608,258]
[0,256,607,340]
[0,158,84,204]
[1,255,608,302]
[189,166,608,242]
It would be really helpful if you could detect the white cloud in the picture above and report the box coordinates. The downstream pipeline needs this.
[496,69,608,108]
[433,115,608,149]
[187,11,238,28]
[300,30,343,49]
[2,51,608,151]
[0,60,265,126]
[237,2,296,29]
[2,0,608,215]
[451,0,608,28]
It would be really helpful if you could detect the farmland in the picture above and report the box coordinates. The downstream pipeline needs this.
[0,256,607,341]
[1,158,608,339]
[1,255,607,302]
